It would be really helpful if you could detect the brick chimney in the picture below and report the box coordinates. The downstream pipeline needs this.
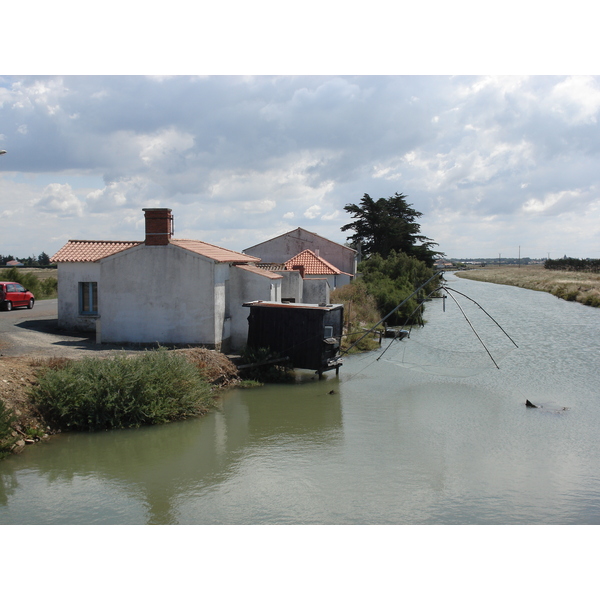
[143,208,173,245]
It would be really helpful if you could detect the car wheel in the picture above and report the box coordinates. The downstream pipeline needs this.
[6,301,12,311]
[27,298,35,309]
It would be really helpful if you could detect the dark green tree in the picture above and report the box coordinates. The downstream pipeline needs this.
[38,252,51,266]
[341,193,439,267]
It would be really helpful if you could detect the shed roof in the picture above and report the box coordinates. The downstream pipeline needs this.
[243,300,343,311]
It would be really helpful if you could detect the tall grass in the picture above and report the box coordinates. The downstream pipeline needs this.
[0,400,16,458]
[331,280,382,352]
[29,349,215,431]
[456,265,600,308]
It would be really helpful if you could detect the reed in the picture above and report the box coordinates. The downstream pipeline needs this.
[29,349,215,431]
[456,264,600,307]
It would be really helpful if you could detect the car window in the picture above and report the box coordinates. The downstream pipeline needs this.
[6,284,16,292]
[15,284,25,292]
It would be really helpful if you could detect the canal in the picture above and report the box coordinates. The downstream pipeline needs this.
[1,272,600,525]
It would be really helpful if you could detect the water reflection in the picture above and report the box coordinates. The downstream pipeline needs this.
[0,376,343,524]
[3,273,600,524]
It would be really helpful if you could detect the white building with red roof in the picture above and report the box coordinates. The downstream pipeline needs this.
[50,208,282,350]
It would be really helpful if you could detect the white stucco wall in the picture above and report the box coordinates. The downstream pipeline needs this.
[244,229,357,276]
[302,278,330,305]
[98,244,225,346]
[276,270,303,302]
[229,266,282,350]
[56,262,102,331]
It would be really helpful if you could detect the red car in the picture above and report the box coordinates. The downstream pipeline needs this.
[0,282,35,311]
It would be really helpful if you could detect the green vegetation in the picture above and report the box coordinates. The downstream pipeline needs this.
[331,280,381,352]
[0,252,51,267]
[456,264,600,308]
[0,267,58,299]
[341,192,439,267]
[0,400,16,458]
[545,257,600,273]
[358,250,437,325]
[29,349,215,431]
[333,192,441,348]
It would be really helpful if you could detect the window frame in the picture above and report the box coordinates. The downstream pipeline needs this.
[79,282,98,315]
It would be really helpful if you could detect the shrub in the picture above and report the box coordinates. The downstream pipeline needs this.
[330,281,382,353]
[29,349,215,431]
[0,267,58,300]
[0,400,16,457]
[358,250,436,325]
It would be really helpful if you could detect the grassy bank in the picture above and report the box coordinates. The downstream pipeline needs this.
[455,264,600,307]
[0,348,241,456]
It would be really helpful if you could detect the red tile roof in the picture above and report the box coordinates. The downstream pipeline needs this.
[51,240,141,263]
[51,239,261,264]
[235,264,282,279]
[284,249,349,275]
[170,239,260,263]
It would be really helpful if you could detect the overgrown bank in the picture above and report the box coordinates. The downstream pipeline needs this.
[0,348,241,458]
[331,250,438,352]
[456,264,600,307]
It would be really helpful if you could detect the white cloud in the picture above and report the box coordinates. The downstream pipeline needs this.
[2,75,600,259]
[548,76,600,124]
[522,189,582,215]
[239,199,276,213]
[35,183,83,216]
[304,205,321,219]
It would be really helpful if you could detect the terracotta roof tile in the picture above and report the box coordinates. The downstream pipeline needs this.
[51,240,141,263]
[235,264,282,279]
[170,239,260,263]
[284,249,347,275]
[51,238,261,264]
[253,263,287,271]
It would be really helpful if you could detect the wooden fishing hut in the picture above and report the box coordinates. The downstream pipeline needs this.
[243,301,344,375]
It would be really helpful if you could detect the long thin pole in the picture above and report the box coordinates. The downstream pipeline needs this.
[342,271,442,355]
[444,288,500,369]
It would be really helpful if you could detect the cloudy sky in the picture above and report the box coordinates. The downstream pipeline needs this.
[2,7,599,261]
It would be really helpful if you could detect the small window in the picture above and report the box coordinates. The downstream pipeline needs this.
[79,282,98,315]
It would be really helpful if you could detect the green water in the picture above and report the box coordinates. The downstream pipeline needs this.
[2,273,600,524]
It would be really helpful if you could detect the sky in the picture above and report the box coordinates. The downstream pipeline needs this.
[2,5,600,262]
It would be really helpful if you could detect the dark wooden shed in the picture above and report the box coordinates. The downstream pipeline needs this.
[243,301,344,375]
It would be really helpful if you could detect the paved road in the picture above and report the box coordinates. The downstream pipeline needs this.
[0,299,119,358]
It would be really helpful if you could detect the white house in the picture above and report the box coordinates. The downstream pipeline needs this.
[243,227,357,279]
[50,208,282,351]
